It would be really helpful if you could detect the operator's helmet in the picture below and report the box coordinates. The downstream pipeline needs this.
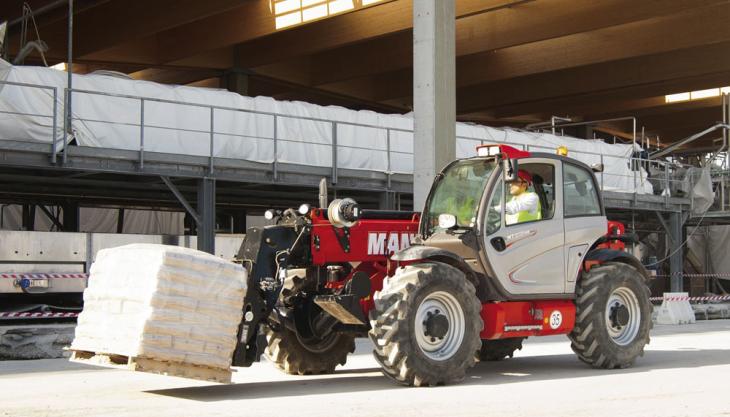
[517,169,532,185]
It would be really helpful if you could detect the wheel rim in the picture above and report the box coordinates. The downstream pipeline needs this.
[605,287,641,346]
[414,291,465,361]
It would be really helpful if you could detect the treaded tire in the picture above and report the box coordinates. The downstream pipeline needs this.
[478,337,524,361]
[265,326,355,375]
[369,262,482,386]
[569,261,652,369]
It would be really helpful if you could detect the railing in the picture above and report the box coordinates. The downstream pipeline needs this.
[67,87,417,183]
[0,80,59,162]
[0,79,707,204]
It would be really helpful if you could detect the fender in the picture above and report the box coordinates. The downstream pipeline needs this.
[391,245,477,283]
[583,248,650,280]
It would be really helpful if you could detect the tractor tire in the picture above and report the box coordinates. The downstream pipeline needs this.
[569,261,652,369]
[478,337,524,361]
[369,262,482,386]
[264,325,355,375]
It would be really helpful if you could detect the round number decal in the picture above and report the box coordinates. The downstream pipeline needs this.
[549,310,563,330]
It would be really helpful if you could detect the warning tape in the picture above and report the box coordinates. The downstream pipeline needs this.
[0,312,79,319]
[0,273,88,279]
[649,295,730,302]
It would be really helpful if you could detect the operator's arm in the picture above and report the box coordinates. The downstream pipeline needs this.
[504,193,538,215]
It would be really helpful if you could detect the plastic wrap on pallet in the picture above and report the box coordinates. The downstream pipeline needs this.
[70,244,246,370]
[0,59,650,193]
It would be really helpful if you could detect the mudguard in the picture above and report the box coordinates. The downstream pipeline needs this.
[584,248,650,280]
[391,245,475,279]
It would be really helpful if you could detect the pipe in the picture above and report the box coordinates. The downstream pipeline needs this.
[318,178,328,209]
[551,116,571,135]
[11,39,47,65]
[527,116,637,145]
[651,123,730,160]
[8,0,68,28]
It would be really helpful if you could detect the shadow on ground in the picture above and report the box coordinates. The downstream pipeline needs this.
[147,348,730,401]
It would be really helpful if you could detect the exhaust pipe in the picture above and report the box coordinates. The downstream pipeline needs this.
[318,178,328,209]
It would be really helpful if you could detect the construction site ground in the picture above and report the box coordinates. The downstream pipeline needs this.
[1,320,729,417]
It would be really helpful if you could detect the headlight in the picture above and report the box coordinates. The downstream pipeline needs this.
[264,209,276,220]
[298,204,311,215]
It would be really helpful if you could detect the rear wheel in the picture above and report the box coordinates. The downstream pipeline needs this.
[369,262,482,386]
[569,262,652,369]
[264,325,355,375]
[478,337,524,361]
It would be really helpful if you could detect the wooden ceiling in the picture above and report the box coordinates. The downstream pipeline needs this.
[3,0,730,150]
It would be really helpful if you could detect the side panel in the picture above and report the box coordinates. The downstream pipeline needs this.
[480,300,575,339]
[563,216,606,293]
[310,210,420,265]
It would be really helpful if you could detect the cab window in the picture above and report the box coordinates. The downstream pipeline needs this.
[503,163,556,226]
[563,163,601,217]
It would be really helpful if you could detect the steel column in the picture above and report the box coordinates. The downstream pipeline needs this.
[668,211,684,292]
[196,177,216,254]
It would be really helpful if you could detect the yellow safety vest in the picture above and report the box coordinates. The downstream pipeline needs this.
[505,192,541,225]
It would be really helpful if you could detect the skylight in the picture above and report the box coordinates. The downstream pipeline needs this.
[665,87,730,103]
[273,0,385,30]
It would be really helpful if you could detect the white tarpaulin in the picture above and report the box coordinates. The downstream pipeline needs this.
[0,60,650,193]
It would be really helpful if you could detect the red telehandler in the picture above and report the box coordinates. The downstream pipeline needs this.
[233,144,651,386]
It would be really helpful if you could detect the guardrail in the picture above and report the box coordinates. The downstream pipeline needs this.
[67,87,416,184]
[0,79,705,202]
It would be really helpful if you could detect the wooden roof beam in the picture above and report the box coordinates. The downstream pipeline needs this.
[256,0,722,87]
[354,2,730,103]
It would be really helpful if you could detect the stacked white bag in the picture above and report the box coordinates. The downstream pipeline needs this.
[71,244,246,373]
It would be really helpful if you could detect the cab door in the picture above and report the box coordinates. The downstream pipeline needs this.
[482,159,566,296]
[562,162,608,293]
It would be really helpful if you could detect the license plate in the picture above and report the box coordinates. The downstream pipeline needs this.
[28,278,49,288]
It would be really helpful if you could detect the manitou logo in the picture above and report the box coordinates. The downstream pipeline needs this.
[367,232,416,255]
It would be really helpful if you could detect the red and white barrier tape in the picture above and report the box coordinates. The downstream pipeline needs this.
[0,273,88,279]
[649,295,730,302]
[0,312,79,319]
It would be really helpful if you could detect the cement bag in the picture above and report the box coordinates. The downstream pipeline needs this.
[70,244,246,373]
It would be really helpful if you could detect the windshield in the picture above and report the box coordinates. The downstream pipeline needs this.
[423,158,496,236]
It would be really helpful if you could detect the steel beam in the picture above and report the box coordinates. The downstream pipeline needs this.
[160,176,200,224]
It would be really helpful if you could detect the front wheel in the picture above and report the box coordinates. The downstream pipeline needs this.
[569,262,652,369]
[264,325,355,375]
[369,262,482,386]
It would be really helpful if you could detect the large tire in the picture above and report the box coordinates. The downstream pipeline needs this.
[478,337,524,361]
[265,325,356,375]
[369,262,482,386]
[569,262,652,369]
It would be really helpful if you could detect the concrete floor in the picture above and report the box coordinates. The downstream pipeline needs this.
[1,320,729,417]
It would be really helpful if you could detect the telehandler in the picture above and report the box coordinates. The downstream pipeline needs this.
[233,144,651,386]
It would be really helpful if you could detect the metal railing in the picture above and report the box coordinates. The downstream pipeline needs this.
[0,79,708,204]
[0,80,59,162]
[66,86,417,184]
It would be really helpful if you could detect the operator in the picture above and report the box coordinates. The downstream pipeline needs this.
[504,170,541,225]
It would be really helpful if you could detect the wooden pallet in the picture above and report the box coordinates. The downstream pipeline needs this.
[69,350,232,383]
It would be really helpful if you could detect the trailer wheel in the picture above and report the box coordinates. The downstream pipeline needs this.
[569,262,652,369]
[369,262,482,386]
[478,337,524,361]
[264,325,355,375]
